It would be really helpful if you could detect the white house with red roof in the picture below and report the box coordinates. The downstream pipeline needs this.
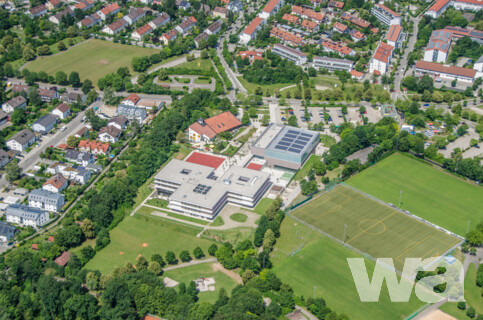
[386,24,404,48]
[259,0,284,19]
[369,42,394,75]
[423,29,452,63]
[52,103,71,120]
[122,93,141,106]
[160,29,178,45]
[371,3,401,26]
[97,3,120,20]
[187,111,242,142]
[425,0,482,18]
[132,24,153,40]
[240,17,265,45]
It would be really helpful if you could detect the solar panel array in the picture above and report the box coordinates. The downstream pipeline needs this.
[193,184,212,194]
[273,129,314,154]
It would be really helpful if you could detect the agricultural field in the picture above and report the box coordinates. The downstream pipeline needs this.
[348,153,483,236]
[84,215,214,275]
[163,262,240,304]
[272,216,425,320]
[290,185,460,271]
[27,39,159,83]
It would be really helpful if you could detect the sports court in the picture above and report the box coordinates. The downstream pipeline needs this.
[290,185,461,271]
[185,152,225,169]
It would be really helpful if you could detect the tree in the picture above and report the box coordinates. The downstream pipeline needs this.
[69,71,81,87]
[81,218,96,238]
[193,247,204,259]
[242,269,256,284]
[136,255,149,271]
[55,71,68,85]
[5,162,21,183]
[208,244,218,256]
[151,253,166,267]
[180,250,191,262]
[165,251,177,264]
[241,112,250,125]
[58,41,66,51]
[148,261,162,275]
[11,108,27,125]
[66,26,77,38]
[22,43,36,61]
[176,131,185,143]
[80,79,93,95]
[55,224,84,248]
[313,161,326,175]
[287,115,298,127]
[262,229,276,250]
[36,44,51,56]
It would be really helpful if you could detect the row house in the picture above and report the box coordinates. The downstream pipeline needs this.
[240,17,265,45]
[49,7,74,25]
[149,12,170,29]
[270,27,304,46]
[160,29,178,45]
[28,189,65,212]
[259,0,284,19]
[328,0,344,11]
[175,16,197,36]
[46,0,61,11]
[291,6,325,23]
[78,13,102,28]
[78,139,111,155]
[321,39,356,57]
[28,4,47,17]
[97,3,120,20]
[124,8,146,25]
[74,0,95,11]
[333,21,348,33]
[300,20,319,33]
[194,32,209,48]
[103,19,127,35]
[132,24,153,41]
[341,12,371,29]
[213,6,228,19]
[2,96,26,113]
[282,13,299,24]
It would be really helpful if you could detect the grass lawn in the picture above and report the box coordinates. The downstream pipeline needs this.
[347,153,483,236]
[272,216,425,320]
[253,198,274,215]
[202,227,254,245]
[137,206,209,225]
[293,155,322,181]
[84,215,213,274]
[290,185,460,271]
[163,262,238,304]
[175,58,214,72]
[211,216,224,227]
[146,198,168,208]
[194,77,213,84]
[320,134,336,147]
[27,39,159,84]
[230,213,247,223]
[237,77,296,94]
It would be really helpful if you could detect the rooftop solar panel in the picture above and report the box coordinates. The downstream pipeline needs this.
[285,134,297,139]
[298,136,310,142]
[281,138,294,143]
[288,147,301,153]
[287,130,299,135]
[300,133,313,138]
[275,145,288,150]
[278,141,291,147]
[293,143,306,149]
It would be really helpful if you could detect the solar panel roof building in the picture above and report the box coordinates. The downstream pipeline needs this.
[251,124,319,170]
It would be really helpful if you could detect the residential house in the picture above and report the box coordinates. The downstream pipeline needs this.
[86,163,103,173]
[240,17,265,44]
[213,6,228,19]
[32,114,57,134]
[75,127,89,138]
[28,4,47,17]
[270,27,304,46]
[369,42,394,75]
[177,0,190,10]
[78,139,111,155]
[341,12,371,29]
[0,222,16,243]
[149,13,170,28]
[333,22,348,33]
[52,103,71,119]
[194,32,209,48]
[291,6,324,23]
[137,99,164,110]
[54,251,71,266]
[175,16,197,36]
[59,165,92,184]
[132,24,153,40]
[371,3,401,26]
[124,8,146,25]
[227,0,243,12]
[108,115,129,130]
[321,39,355,57]
[60,92,86,104]
[301,20,319,32]
[6,129,36,152]
[2,96,27,113]
[43,174,68,193]
[28,189,65,212]
[78,14,102,28]
[271,43,307,65]
[103,19,128,35]
[350,29,366,42]
[6,204,49,227]
[350,69,364,80]
[259,0,283,20]
[11,84,29,94]
[74,0,94,11]
[187,111,242,142]
[415,60,476,83]
[424,29,452,63]
[65,150,95,166]
[121,93,141,106]
[160,29,178,45]
[313,56,354,72]
[98,126,122,143]
[116,105,147,122]
[328,0,344,11]
[0,110,7,126]
[46,0,61,11]
[97,3,120,20]
[49,7,74,25]
[386,24,405,48]
[206,19,223,35]
[282,13,299,24]
[38,89,59,102]
[0,150,9,168]
[239,50,263,62]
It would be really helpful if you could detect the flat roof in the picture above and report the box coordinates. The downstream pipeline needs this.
[186,152,225,169]
[154,159,213,185]
[266,125,319,155]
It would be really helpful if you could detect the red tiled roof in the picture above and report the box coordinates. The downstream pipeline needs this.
[204,111,242,134]
[386,24,403,43]
[270,27,304,45]
[57,144,68,150]
[321,40,353,56]
[44,174,67,190]
[291,5,324,21]
[78,139,111,154]
[415,60,477,78]
[32,244,39,250]
[333,22,348,32]
[162,29,178,40]
[282,13,299,24]
[101,3,120,15]
[350,69,364,77]
[243,17,263,35]
[135,24,153,36]
[373,42,394,64]
[54,251,71,267]
[263,0,280,13]
[123,93,141,105]
[48,236,55,242]
[328,0,344,9]
[427,0,451,13]
[188,121,216,139]
[186,152,225,169]
[56,103,70,113]
[239,50,263,61]
[301,20,318,30]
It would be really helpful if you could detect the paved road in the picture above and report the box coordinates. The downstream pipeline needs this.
[394,16,420,101]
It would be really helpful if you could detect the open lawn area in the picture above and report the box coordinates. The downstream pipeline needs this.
[163,262,239,304]
[237,77,296,95]
[175,58,214,72]
[27,39,159,84]
[272,216,425,320]
[293,155,321,181]
[347,153,483,236]
[290,185,460,271]
[253,198,274,215]
[84,215,214,274]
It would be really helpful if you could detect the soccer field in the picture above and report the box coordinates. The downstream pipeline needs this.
[348,153,483,236]
[27,39,159,83]
[290,185,461,271]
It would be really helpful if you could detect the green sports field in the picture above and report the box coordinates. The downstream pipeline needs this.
[347,153,483,236]
[27,39,159,83]
[272,216,425,320]
[290,185,460,271]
